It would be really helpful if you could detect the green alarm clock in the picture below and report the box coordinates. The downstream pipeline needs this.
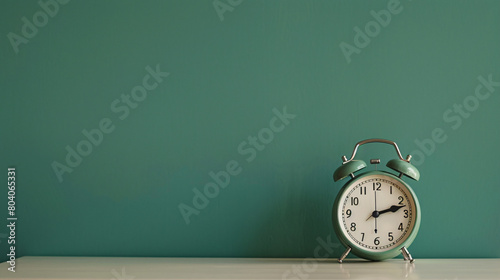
[332,139,421,263]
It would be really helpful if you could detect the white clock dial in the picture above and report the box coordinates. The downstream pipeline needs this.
[337,174,417,252]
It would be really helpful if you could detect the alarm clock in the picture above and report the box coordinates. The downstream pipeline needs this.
[332,139,421,263]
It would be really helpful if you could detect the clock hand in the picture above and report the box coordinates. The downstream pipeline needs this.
[374,191,378,233]
[379,205,406,215]
[366,210,379,221]
[366,205,406,221]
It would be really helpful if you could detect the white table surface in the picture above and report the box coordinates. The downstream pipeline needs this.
[0,257,499,280]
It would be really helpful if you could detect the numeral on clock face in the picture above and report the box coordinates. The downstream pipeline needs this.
[351,197,359,206]
[339,175,415,252]
[360,186,366,195]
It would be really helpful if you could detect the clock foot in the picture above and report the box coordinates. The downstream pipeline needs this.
[401,246,414,263]
[338,247,351,263]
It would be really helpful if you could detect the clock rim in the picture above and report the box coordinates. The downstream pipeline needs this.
[332,170,421,261]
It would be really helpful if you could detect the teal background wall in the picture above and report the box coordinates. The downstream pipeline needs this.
[1,0,499,261]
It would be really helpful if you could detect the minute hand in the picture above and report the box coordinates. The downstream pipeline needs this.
[378,205,405,215]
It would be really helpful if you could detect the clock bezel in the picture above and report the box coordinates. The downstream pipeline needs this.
[332,170,421,261]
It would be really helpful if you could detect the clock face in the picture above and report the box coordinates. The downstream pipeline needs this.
[337,173,417,252]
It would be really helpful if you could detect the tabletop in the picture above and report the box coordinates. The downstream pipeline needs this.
[1,257,499,279]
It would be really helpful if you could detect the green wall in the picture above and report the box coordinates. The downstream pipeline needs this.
[1,0,499,261]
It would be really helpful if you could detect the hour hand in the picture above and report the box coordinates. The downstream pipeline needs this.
[366,205,405,220]
[379,205,405,215]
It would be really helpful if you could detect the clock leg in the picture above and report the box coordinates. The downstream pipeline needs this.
[401,246,414,263]
[338,247,351,263]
